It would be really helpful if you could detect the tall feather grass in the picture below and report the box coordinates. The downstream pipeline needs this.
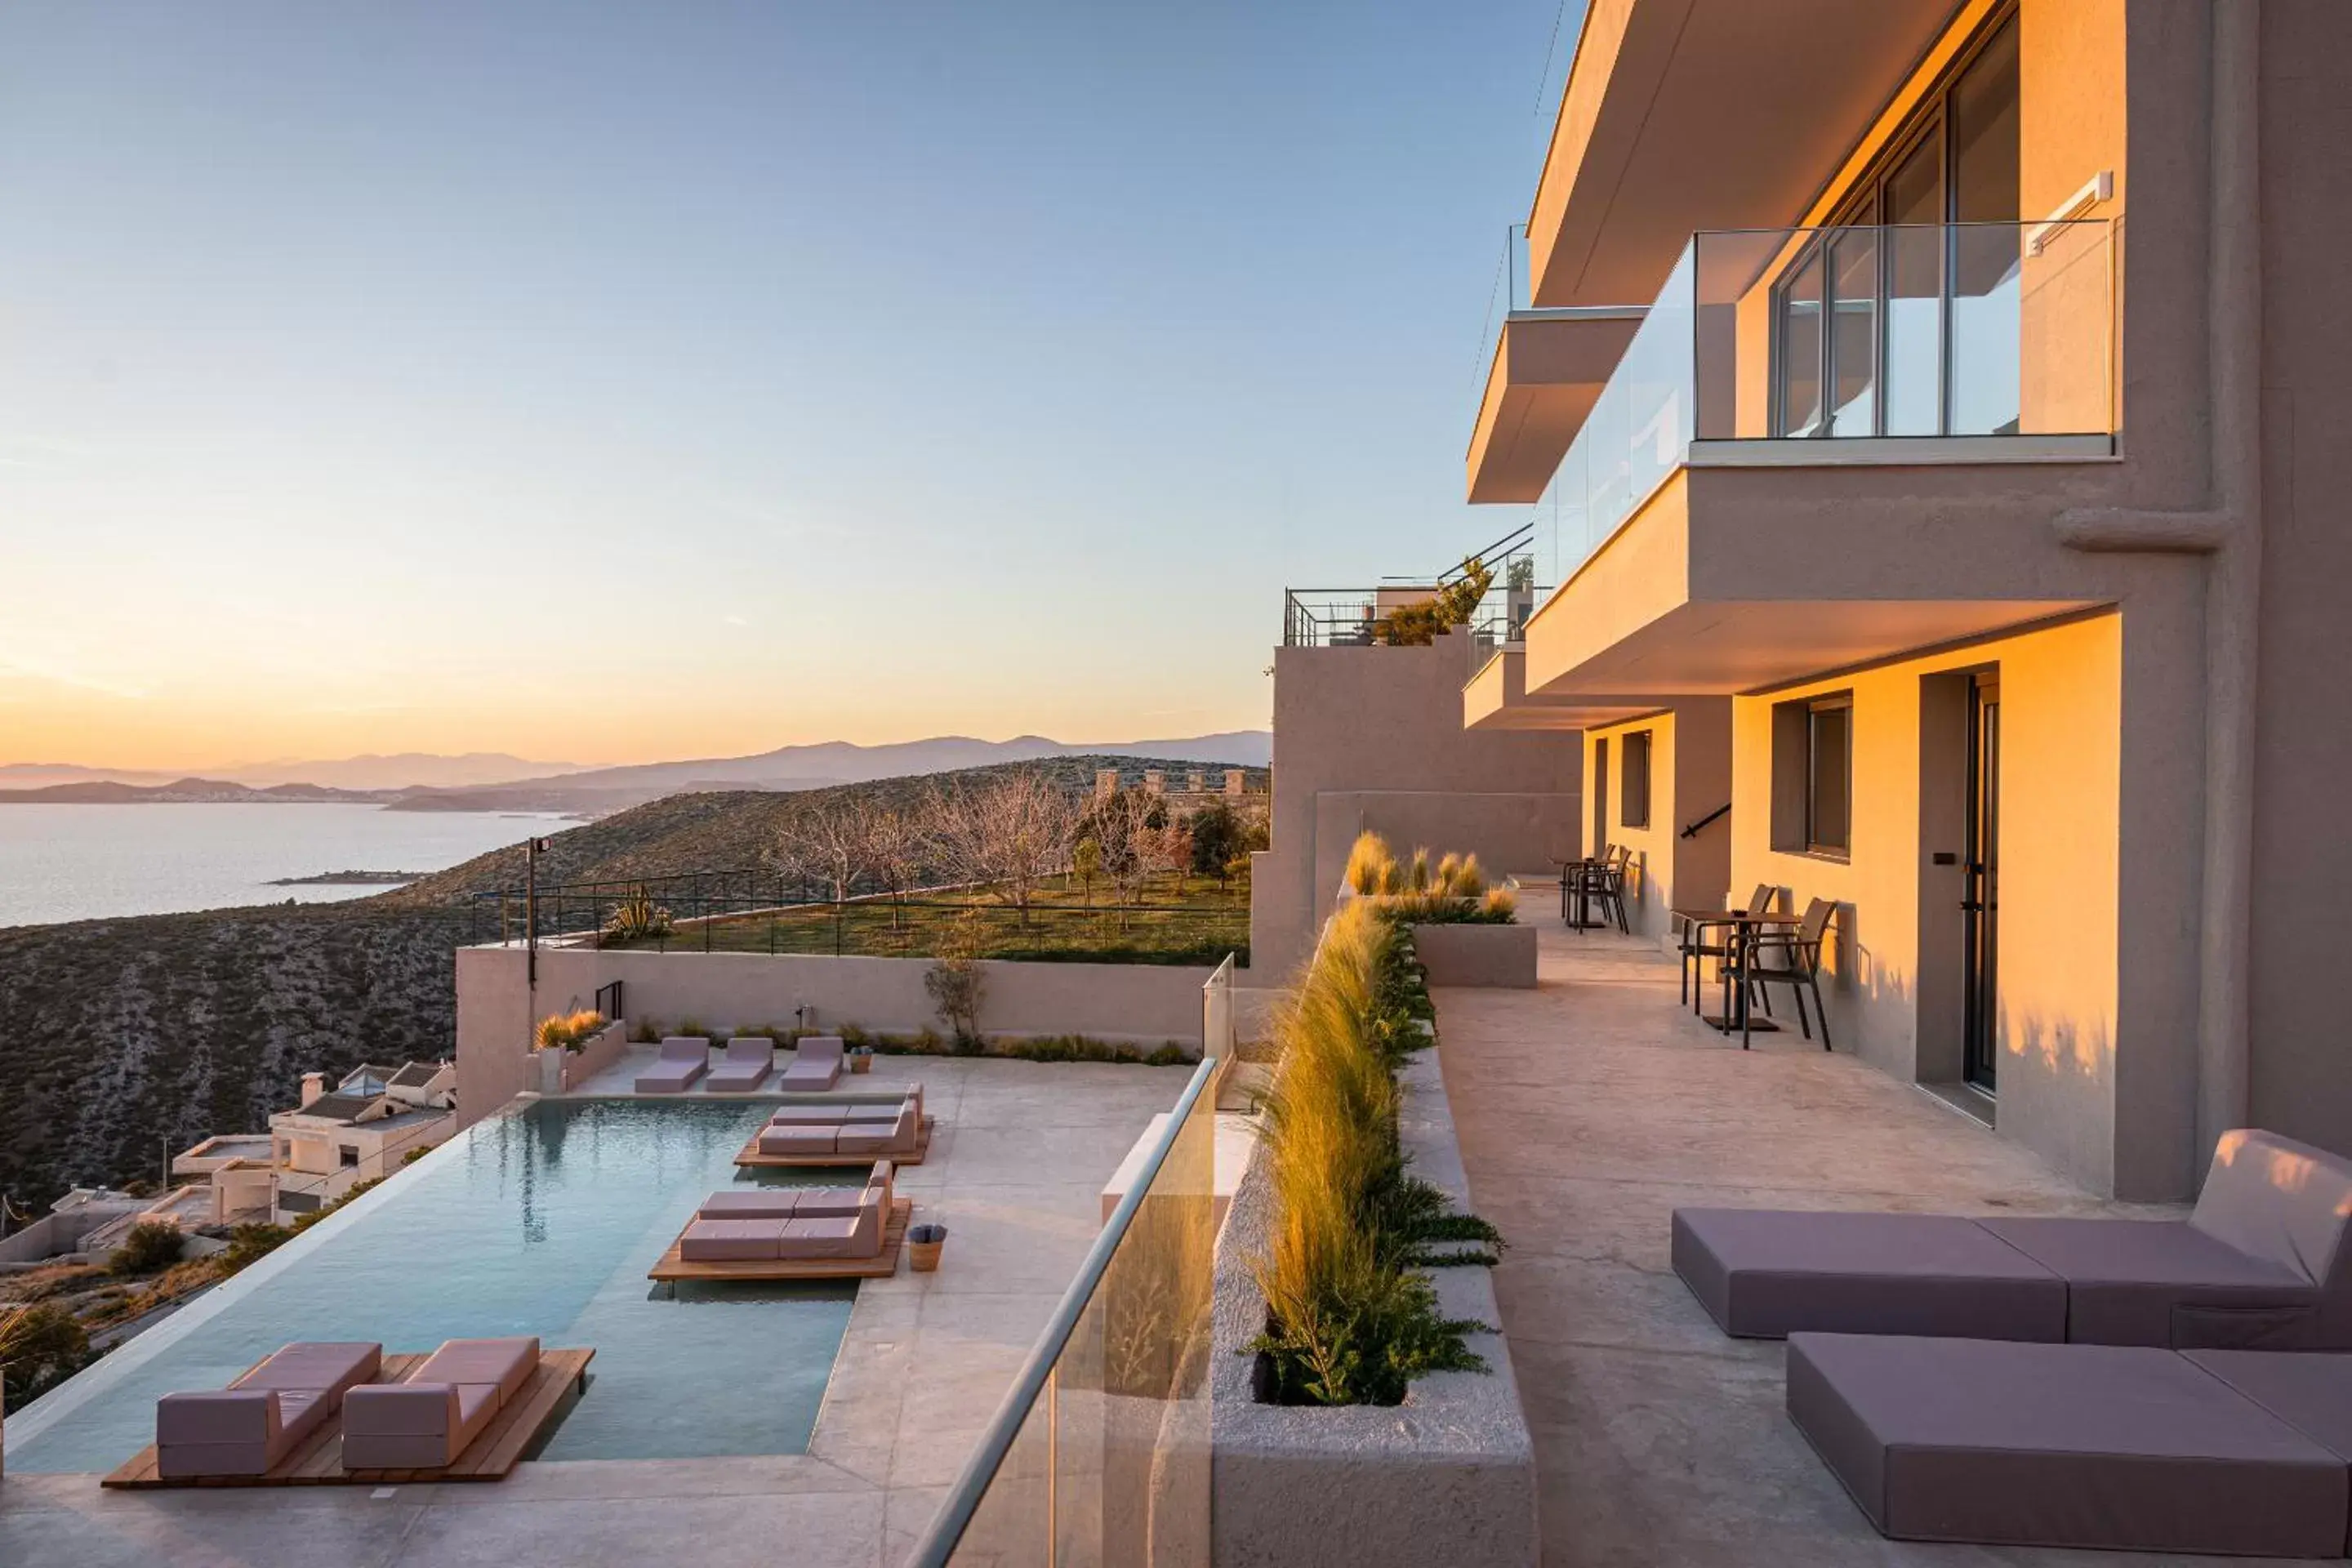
[1250,900,1497,1405]
[1341,833,1515,924]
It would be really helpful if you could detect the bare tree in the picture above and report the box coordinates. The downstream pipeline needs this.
[777,798,876,907]
[858,801,933,932]
[933,770,1080,928]
[1089,786,1160,926]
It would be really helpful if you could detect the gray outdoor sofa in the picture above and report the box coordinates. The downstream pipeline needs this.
[155,1341,383,1477]
[634,1036,711,1094]
[1673,1129,2352,1348]
[1789,1334,2352,1556]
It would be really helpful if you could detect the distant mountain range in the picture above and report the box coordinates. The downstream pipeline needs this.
[0,732,1274,813]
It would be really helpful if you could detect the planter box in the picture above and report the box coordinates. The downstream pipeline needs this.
[1409,922,1537,988]
[539,1020,630,1094]
[1210,1048,1538,1567]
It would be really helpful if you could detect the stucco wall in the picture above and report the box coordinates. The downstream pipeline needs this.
[1252,629,1580,982]
[1725,614,2163,1196]
[1580,702,1732,942]
[455,945,1211,1128]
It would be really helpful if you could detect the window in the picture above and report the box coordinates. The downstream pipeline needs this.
[1771,693,1853,858]
[339,1145,361,1169]
[1770,7,2020,439]
[1806,698,1853,855]
[1620,730,1653,830]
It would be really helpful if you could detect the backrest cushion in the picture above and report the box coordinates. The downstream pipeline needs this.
[661,1036,710,1062]
[800,1036,845,1064]
[2191,1129,2352,1291]
[725,1036,773,1064]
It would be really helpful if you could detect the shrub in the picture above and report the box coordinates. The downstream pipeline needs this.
[924,916,988,1049]
[1369,560,1493,647]
[110,1218,185,1276]
[1344,831,1394,896]
[223,1222,293,1270]
[533,1009,608,1051]
[1248,901,1496,1405]
[1345,833,1516,925]
[1,1301,91,1413]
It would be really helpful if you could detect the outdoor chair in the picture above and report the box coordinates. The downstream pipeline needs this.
[1788,1334,2352,1556]
[154,1341,382,1478]
[1673,1129,2352,1347]
[341,1337,540,1471]
[634,1036,710,1094]
[777,1035,844,1091]
[703,1036,775,1093]
[1679,883,1779,1009]
[1722,897,1836,1049]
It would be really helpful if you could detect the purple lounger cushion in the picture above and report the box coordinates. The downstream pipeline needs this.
[779,1213,873,1259]
[704,1036,775,1093]
[635,1036,710,1094]
[1673,1209,2065,1342]
[777,1036,844,1091]
[768,1104,849,1125]
[1788,1334,2348,1557]
[835,1120,902,1155]
[155,1341,383,1478]
[759,1123,839,1156]
[679,1218,786,1261]
[699,1189,802,1220]
[342,1338,538,1471]
[791,1187,865,1218]
[1977,1216,2315,1348]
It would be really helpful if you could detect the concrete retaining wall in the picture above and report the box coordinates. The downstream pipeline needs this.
[457,945,1212,1127]
[1209,1045,1539,1566]
[1409,923,1538,988]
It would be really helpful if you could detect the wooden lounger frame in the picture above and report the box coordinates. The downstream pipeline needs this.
[734,1115,933,1169]
[102,1348,595,1490]
[648,1196,912,1283]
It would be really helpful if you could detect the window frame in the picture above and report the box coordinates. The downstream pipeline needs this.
[1767,2,2019,440]
[1619,729,1653,831]
[1804,695,1855,858]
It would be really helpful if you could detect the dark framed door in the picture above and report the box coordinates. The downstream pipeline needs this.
[1961,672,2002,1092]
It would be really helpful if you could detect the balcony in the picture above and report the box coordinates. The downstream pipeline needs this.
[1467,226,1647,504]
[1282,524,1548,653]
[1519,216,2118,697]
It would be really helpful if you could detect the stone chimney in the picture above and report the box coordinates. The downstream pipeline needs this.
[300,1071,326,1108]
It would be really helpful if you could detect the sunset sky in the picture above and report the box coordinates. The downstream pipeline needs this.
[0,1,1580,769]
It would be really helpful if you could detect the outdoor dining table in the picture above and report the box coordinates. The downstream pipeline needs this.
[1671,906,1804,1035]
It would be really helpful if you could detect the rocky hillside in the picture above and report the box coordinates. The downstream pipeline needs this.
[1,755,1265,1207]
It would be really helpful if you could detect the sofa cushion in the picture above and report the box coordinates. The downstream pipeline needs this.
[1787,1334,2346,1557]
[343,1382,461,1438]
[779,1214,862,1258]
[2188,1349,2352,1468]
[157,1388,279,1447]
[1978,1216,2316,1347]
[233,1341,382,1397]
[835,1120,900,1154]
[1672,1208,2065,1341]
[680,1218,784,1261]
[2193,1129,2352,1344]
[792,1187,865,1218]
[408,1337,538,1403]
[700,1188,801,1219]
[760,1124,839,1156]
[768,1104,849,1125]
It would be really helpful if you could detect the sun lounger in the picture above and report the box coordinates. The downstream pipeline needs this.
[1788,1334,2352,1556]
[341,1337,541,1471]
[1674,1129,2350,1346]
[704,1036,775,1093]
[155,1342,382,1478]
[634,1036,710,1094]
[777,1036,844,1091]
[678,1165,893,1263]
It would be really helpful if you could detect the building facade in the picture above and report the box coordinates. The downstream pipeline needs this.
[1458,0,2350,1200]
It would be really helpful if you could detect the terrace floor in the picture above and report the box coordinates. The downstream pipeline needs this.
[1433,927,2299,1568]
[0,1055,1194,1568]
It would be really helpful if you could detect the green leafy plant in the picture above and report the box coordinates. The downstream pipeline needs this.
[1369,559,1493,646]
[603,888,675,942]
[924,914,988,1049]
[222,1222,293,1269]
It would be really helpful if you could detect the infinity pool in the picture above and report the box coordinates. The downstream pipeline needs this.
[7,1099,858,1473]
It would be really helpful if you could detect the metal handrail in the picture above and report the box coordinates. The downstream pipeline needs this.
[905,1053,1221,1567]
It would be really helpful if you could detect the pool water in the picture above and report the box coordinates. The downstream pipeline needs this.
[8,1100,859,1472]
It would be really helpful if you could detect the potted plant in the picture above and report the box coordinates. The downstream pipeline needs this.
[849,1045,874,1075]
[907,1222,947,1272]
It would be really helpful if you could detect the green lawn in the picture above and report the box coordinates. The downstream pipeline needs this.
[602,870,1250,965]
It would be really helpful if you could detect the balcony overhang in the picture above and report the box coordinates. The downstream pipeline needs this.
[1522,462,2112,699]
[1529,0,1966,306]
[1463,644,1659,733]
[1466,308,1645,504]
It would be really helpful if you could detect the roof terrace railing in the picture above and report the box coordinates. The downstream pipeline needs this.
[906,1051,1222,1566]
[1282,522,1549,649]
[1526,217,2116,592]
